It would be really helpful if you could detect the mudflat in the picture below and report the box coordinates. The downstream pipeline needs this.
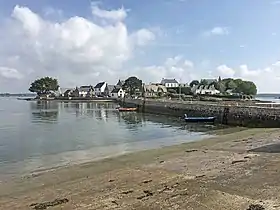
[1,128,280,210]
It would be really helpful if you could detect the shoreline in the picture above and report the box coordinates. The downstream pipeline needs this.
[1,128,280,209]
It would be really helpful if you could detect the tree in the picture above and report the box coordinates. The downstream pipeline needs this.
[122,76,143,96]
[180,87,192,95]
[168,89,177,94]
[29,77,59,96]
[189,80,199,87]
[200,79,208,86]
[227,80,237,90]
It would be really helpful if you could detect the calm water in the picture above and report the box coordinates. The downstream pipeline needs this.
[0,98,224,178]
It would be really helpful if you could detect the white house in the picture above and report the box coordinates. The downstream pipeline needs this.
[110,87,125,98]
[192,84,220,95]
[94,82,107,96]
[160,78,179,88]
[70,86,95,97]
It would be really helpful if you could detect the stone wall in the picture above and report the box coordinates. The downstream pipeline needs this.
[120,99,280,127]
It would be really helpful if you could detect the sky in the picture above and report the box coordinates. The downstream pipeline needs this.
[0,0,280,93]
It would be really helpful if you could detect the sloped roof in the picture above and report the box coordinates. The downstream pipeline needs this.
[94,82,106,88]
[116,79,125,86]
[161,78,178,84]
[144,84,167,92]
[78,85,94,92]
[107,85,116,92]
[111,87,122,93]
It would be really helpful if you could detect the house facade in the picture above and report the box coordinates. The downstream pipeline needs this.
[144,84,167,97]
[160,78,179,88]
[94,82,107,96]
[110,87,125,98]
[67,86,95,98]
[192,84,220,95]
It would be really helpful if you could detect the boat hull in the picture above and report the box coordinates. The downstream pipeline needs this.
[184,117,216,123]
[118,107,137,112]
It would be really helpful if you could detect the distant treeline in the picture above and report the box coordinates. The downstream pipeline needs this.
[0,93,36,97]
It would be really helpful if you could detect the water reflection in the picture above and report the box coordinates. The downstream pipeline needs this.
[30,101,59,123]
[0,99,229,178]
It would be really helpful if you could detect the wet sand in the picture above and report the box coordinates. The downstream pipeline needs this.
[1,128,280,209]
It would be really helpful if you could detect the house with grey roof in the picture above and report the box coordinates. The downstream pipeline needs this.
[160,78,179,88]
[68,85,94,98]
[110,87,125,98]
[94,82,107,96]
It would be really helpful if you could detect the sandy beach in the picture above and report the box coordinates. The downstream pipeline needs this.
[1,128,280,209]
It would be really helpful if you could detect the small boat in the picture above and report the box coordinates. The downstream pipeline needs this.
[183,114,216,123]
[118,107,138,112]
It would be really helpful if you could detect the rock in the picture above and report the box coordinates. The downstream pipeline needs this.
[30,198,69,210]
[142,180,152,184]
[231,159,247,164]
[247,204,265,210]
[185,149,198,153]
[121,190,134,195]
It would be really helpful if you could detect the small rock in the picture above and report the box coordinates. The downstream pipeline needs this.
[195,174,206,178]
[143,190,153,196]
[30,198,69,210]
[108,179,115,182]
[121,190,133,195]
[142,180,152,184]
[159,160,165,163]
[185,149,198,153]
[231,159,247,164]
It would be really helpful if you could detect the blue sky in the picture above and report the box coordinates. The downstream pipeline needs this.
[0,0,280,92]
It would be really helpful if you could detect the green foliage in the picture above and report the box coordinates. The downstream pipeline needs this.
[200,79,208,86]
[220,78,257,95]
[123,76,143,96]
[189,80,199,87]
[29,77,59,96]
[180,87,192,95]
[167,88,177,94]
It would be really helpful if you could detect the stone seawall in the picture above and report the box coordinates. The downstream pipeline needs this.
[120,99,280,127]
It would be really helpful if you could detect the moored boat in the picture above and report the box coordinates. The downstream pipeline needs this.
[118,107,138,112]
[183,114,216,123]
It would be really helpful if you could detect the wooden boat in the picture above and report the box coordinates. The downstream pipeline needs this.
[118,107,137,112]
[183,114,216,123]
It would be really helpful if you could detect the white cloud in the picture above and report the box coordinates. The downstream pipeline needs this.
[217,65,235,77]
[132,56,196,84]
[91,4,127,22]
[0,67,23,79]
[0,5,155,91]
[203,27,230,36]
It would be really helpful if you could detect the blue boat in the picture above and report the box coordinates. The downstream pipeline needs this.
[183,114,216,123]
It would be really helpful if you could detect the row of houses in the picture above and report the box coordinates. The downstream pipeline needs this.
[56,78,223,99]
[59,80,125,99]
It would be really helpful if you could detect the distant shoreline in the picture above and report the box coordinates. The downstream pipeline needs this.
[17,97,116,102]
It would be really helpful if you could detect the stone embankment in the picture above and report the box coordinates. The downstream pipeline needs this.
[119,98,280,127]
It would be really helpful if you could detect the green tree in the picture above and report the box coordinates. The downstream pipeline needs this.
[167,89,177,94]
[189,80,199,87]
[29,77,59,96]
[180,87,192,95]
[227,80,237,90]
[200,79,208,86]
[122,76,143,96]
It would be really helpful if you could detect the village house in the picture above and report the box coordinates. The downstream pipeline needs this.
[94,82,107,96]
[110,87,125,98]
[160,78,179,88]
[144,84,167,97]
[70,86,95,98]
[192,84,220,95]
